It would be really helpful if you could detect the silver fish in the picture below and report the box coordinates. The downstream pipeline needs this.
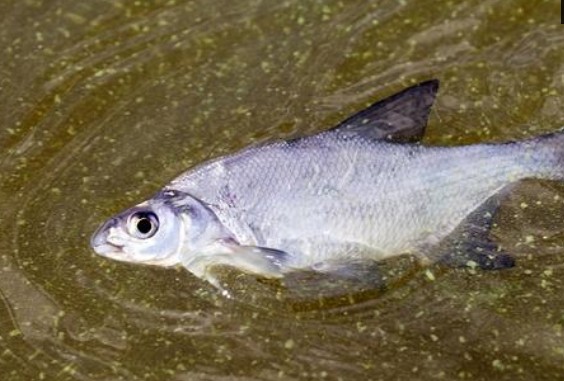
[91,80,564,293]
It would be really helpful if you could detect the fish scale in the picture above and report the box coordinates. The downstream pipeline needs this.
[169,133,544,267]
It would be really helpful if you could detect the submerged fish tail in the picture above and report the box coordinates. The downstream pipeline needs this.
[518,128,564,180]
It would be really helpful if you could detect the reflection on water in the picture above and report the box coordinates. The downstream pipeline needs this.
[0,0,563,380]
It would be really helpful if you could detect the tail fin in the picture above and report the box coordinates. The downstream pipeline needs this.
[520,128,564,181]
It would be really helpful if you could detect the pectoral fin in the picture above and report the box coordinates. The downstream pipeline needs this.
[181,244,293,292]
[222,245,293,278]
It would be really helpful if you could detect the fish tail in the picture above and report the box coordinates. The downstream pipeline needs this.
[519,128,564,180]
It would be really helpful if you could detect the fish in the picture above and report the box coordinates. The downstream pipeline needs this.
[90,79,564,295]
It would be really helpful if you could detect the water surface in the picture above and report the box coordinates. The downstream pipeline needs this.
[1,0,563,380]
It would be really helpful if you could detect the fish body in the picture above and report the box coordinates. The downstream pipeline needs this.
[170,132,561,268]
[91,80,564,291]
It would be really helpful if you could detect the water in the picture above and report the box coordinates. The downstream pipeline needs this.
[1,0,563,380]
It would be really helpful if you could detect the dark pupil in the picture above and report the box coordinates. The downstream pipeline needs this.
[136,218,153,234]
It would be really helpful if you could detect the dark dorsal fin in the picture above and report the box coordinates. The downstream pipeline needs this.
[330,79,440,143]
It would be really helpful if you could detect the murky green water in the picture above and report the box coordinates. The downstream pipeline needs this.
[1,0,563,380]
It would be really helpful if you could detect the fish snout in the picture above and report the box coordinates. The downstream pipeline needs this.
[90,218,121,254]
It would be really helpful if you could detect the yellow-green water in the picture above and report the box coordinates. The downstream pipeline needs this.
[1,0,563,380]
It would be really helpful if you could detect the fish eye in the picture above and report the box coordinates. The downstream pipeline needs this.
[128,211,159,239]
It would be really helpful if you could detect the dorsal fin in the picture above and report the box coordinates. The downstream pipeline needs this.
[330,79,439,143]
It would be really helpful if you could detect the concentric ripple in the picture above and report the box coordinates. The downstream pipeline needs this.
[0,0,563,380]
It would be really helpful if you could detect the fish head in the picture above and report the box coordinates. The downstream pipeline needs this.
[90,190,226,267]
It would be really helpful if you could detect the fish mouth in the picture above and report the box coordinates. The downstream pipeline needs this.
[90,239,140,264]
[90,218,124,257]
[91,241,124,256]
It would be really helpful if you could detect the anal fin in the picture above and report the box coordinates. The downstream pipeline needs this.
[435,194,516,270]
